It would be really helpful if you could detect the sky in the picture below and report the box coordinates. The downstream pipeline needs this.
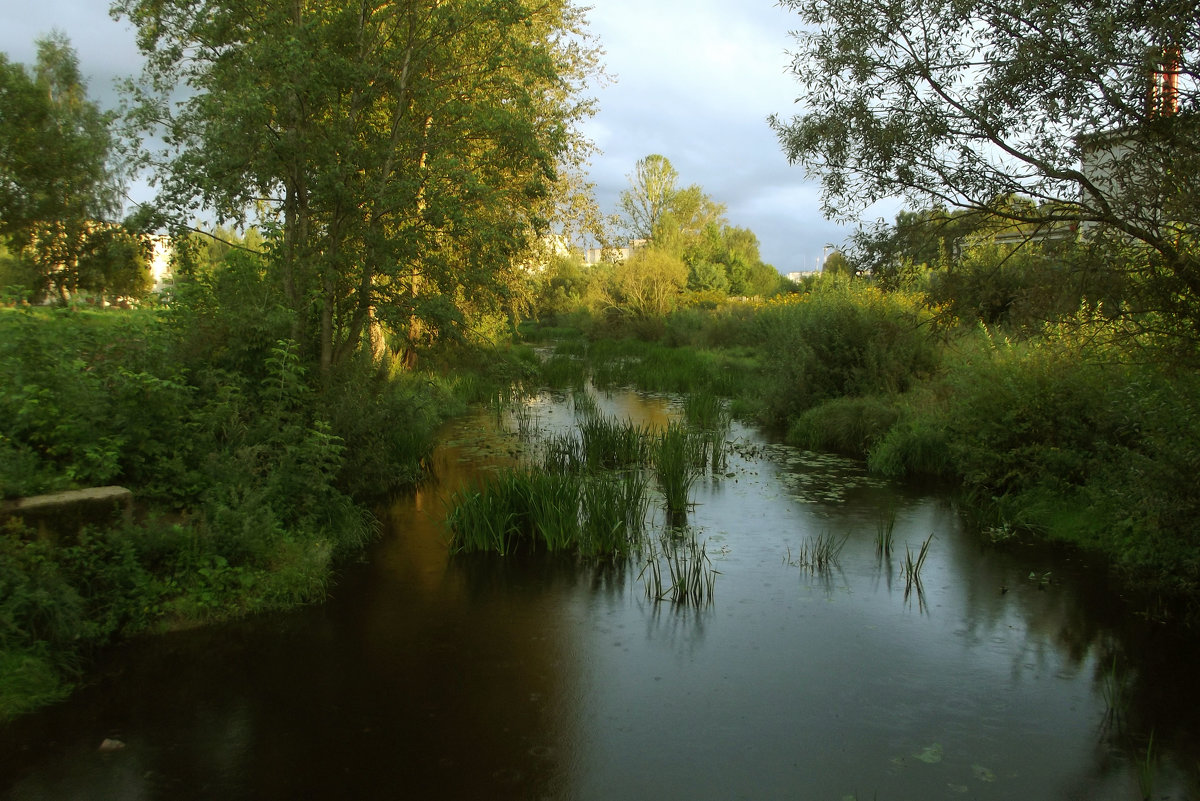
[0,0,886,274]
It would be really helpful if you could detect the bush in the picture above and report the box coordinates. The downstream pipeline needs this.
[785,395,902,458]
[755,279,943,426]
[940,328,1200,590]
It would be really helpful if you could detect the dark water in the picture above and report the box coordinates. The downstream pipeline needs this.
[2,389,1199,800]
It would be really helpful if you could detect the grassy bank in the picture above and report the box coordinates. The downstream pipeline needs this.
[0,301,528,719]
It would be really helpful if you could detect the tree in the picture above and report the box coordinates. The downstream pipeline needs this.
[116,0,599,372]
[618,154,680,242]
[822,250,853,279]
[771,0,1200,343]
[612,248,688,318]
[0,33,121,300]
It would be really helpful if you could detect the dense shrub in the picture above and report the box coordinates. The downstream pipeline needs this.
[754,279,943,425]
[940,328,1200,590]
[785,395,902,458]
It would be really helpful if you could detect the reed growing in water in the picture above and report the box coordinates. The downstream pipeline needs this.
[639,532,719,606]
[653,421,705,526]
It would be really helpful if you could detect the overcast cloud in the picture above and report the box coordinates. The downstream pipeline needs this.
[0,1,876,273]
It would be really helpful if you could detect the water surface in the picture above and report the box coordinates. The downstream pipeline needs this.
[2,388,1198,800]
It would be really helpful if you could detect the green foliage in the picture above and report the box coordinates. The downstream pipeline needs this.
[785,395,902,458]
[447,466,651,558]
[937,328,1200,590]
[0,307,191,498]
[589,336,756,397]
[532,254,592,319]
[117,0,600,374]
[609,248,689,318]
[926,236,1083,331]
[866,390,953,478]
[755,279,942,425]
[653,422,704,523]
[772,0,1200,346]
[0,34,119,290]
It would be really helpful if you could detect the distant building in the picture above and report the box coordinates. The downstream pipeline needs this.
[147,234,173,290]
[584,239,647,265]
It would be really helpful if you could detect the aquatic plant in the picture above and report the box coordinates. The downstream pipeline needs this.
[538,353,589,388]
[1137,730,1157,801]
[653,421,704,524]
[524,472,583,551]
[901,533,934,590]
[446,477,522,555]
[1099,655,1129,733]
[512,402,542,442]
[541,431,584,474]
[683,391,730,431]
[640,533,719,606]
[786,530,848,572]
[875,510,896,557]
[579,414,651,470]
[580,471,648,556]
[571,387,599,418]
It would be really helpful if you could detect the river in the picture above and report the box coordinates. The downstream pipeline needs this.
[1,387,1198,800]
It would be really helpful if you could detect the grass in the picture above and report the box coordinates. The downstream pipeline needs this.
[571,387,599,418]
[581,471,649,556]
[683,391,730,431]
[446,468,648,557]
[1137,730,1157,801]
[538,354,589,388]
[786,530,848,572]
[541,431,584,474]
[1100,655,1129,733]
[901,533,935,590]
[876,510,896,557]
[640,532,719,606]
[653,421,704,525]
[579,414,651,470]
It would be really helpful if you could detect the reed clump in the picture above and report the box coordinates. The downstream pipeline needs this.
[876,510,896,557]
[640,532,719,606]
[901,533,934,590]
[579,414,652,470]
[786,530,848,572]
[447,468,650,557]
[653,421,705,524]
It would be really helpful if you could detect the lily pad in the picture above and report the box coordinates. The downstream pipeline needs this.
[913,743,943,764]
[971,764,996,782]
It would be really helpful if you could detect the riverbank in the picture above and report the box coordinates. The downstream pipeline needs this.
[0,304,535,719]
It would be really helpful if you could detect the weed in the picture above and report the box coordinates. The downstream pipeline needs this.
[901,533,934,590]
[653,422,703,524]
[640,533,719,606]
[581,471,647,556]
[1099,655,1129,732]
[876,510,896,557]
[683,391,730,431]
[579,415,650,470]
[786,530,848,572]
[1136,730,1157,801]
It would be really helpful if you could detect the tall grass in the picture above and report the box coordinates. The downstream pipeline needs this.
[579,415,651,470]
[683,391,729,431]
[447,468,648,557]
[876,510,896,557]
[901,533,934,590]
[786,531,848,572]
[640,532,719,606]
[541,431,585,474]
[653,422,704,524]
[581,471,649,556]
